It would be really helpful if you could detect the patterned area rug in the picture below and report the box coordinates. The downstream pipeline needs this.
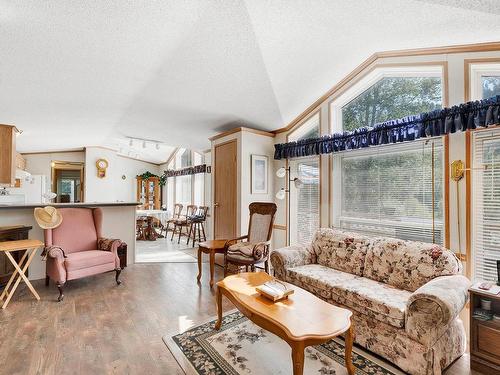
[164,311,405,375]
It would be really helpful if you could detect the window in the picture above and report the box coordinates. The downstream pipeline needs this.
[469,62,500,100]
[288,113,321,245]
[164,149,205,211]
[342,77,442,131]
[176,175,192,207]
[482,76,500,98]
[193,152,204,206]
[331,65,445,244]
[472,129,500,281]
[333,140,444,244]
[331,65,444,133]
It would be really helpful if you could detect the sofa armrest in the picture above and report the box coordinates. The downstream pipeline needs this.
[405,275,470,346]
[98,238,122,254]
[270,245,316,280]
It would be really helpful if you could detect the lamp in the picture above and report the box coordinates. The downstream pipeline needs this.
[275,166,303,245]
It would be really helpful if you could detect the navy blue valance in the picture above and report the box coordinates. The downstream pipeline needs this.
[274,95,500,160]
[164,164,206,178]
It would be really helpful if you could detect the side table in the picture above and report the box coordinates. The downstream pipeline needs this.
[0,239,43,309]
[469,287,500,374]
[197,240,227,288]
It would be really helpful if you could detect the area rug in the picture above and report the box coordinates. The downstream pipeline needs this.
[164,311,405,375]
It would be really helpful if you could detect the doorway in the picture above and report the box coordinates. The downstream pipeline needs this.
[51,161,84,203]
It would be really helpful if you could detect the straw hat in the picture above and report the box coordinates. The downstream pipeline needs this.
[34,206,63,229]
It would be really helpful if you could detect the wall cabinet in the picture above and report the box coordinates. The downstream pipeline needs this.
[0,125,18,186]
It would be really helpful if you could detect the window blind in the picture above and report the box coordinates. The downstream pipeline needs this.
[338,139,443,244]
[289,157,320,245]
[176,175,192,207]
[473,130,500,281]
[194,173,204,206]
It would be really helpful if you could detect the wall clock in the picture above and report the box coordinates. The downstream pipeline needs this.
[96,158,109,178]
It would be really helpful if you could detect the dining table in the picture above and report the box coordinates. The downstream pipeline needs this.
[136,209,171,240]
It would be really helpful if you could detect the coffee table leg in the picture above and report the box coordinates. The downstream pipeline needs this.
[209,251,215,288]
[197,248,202,283]
[291,342,305,375]
[345,322,355,375]
[214,286,223,330]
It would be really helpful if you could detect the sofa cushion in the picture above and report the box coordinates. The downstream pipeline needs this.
[64,250,116,271]
[287,264,411,328]
[286,264,358,300]
[364,238,462,292]
[312,228,370,276]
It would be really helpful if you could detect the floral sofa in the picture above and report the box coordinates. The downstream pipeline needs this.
[270,228,470,375]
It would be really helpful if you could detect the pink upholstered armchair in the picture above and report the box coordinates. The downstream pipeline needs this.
[44,207,123,301]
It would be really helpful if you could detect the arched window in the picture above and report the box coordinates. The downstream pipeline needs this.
[330,65,445,244]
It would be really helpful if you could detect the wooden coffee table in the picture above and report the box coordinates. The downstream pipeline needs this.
[197,240,227,288]
[215,272,355,375]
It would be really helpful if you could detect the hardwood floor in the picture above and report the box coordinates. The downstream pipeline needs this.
[135,238,202,263]
[0,263,482,374]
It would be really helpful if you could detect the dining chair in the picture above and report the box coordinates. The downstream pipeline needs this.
[171,205,197,244]
[164,203,183,236]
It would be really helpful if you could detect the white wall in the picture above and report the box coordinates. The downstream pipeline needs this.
[239,131,275,234]
[85,147,160,203]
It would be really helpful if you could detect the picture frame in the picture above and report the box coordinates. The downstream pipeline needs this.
[251,154,268,194]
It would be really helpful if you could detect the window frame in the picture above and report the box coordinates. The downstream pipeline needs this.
[471,128,500,281]
[466,58,500,277]
[468,61,500,101]
[164,149,205,211]
[329,64,445,133]
[329,63,448,245]
[286,110,322,245]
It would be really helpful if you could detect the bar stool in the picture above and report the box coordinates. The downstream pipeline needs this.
[0,239,43,309]
[187,206,209,246]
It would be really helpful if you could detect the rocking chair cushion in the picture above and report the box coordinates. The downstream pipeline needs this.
[227,241,267,261]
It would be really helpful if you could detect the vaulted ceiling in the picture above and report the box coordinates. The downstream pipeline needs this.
[2,0,499,162]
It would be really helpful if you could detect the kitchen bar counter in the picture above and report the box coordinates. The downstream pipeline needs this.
[0,202,140,209]
[0,202,138,280]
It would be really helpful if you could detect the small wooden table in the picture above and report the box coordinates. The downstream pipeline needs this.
[197,240,227,288]
[215,272,355,375]
[0,239,43,309]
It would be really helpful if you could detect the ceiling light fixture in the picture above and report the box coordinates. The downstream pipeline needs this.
[142,140,146,148]
[129,139,133,147]
[156,143,160,150]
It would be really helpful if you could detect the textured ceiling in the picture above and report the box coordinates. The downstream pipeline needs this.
[1,1,500,162]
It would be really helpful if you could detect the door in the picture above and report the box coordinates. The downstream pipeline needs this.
[214,140,237,239]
